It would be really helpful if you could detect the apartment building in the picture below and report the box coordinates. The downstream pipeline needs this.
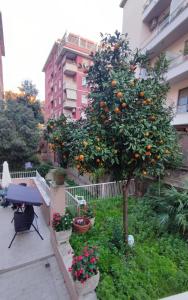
[120,0,188,165]
[0,12,5,99]
[42,33,96,121]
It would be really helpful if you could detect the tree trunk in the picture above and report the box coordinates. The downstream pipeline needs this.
[123,178,131,243]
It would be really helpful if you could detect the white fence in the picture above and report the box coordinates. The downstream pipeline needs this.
[35,171,50,199]
[65,179,135,208]
[0,170,37,180]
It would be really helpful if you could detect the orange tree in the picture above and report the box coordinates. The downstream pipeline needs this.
[70,32,181,242]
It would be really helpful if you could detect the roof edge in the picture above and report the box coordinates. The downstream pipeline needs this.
[0,12,5,56]
[120,0,128,8]
[42,42,58,72]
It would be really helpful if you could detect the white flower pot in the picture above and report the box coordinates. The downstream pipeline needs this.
[90,217,95,227]
[74,271,100,296]
[55,228,72,245]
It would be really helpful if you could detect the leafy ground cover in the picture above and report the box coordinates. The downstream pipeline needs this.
[70,196,188,300]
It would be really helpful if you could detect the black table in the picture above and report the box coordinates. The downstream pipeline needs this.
[6,184,44,248]
[5,184,43,206]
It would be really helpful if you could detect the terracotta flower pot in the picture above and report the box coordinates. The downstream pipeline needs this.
[55,228,72,245]
[73,217,91,234]
[74,272,100,296]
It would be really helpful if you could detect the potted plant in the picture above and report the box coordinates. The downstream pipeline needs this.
[73,216,91,234]
[69,245,100,296]
[52,167,66,185]
[79,204,96,227]
[52,211,72,245]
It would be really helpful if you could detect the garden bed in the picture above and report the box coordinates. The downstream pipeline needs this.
[70,197,188,300]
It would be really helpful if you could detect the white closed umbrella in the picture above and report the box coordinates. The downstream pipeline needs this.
[2,161,12,189]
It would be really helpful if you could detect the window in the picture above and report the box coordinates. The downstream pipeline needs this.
[82,94,88,104]
[177,88,188,113]
[59,80,61,89]
[184,40,188,55]
[54,99,57,107]
[54,85,57,93]
[59,97,62,105]
[82,77,87,86]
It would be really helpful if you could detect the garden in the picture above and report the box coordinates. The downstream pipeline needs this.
[70,186,188,300]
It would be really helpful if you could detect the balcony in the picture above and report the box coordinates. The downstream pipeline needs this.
[143,0,171,23]
[166,54,188,83]
[63,62,77,76]
[172,111,188,126]
[63,99,76,109]
[63,81,76,90]
[142,0,188,57]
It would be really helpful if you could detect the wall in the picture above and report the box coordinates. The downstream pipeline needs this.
[122,0,150,50]
[167,78,188,108]
[0,46,3,99]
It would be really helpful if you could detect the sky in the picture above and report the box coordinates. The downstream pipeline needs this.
[1,0,123,100]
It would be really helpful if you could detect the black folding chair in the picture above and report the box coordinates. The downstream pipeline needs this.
[8,205,43,248]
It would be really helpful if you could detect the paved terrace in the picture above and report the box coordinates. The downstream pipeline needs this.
[0,178,70,300]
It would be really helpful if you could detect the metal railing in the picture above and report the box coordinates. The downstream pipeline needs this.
[142,0,188,49]
[143,0,157,12]
[0,170,37,180]
[168,53,188,69]
[65,179,135,203]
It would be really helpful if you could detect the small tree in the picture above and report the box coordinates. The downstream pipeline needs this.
[70,32,181,242]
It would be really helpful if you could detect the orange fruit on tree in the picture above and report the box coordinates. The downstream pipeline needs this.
[146,98,152,104]
[121,102,127,108]
[79,154,84,161]
[142,170,147,176]
[145,151,151,156]
[100,101,106,108]
[144,132,150,137]
[149,115,156,121]
[139,91,145,97]
[114,43,120,50]
[116,92,123,99]
[134,153,140,159]
[104,107,109,113]
[146,145,152,150]
[114,107,120,113]
[155,155,161,160]
[96,158,100,163]
[111,80,117,87]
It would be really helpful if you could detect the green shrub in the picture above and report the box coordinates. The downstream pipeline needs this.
[146,184,188,235]
[36,162,53,178]
[70,197,188,299]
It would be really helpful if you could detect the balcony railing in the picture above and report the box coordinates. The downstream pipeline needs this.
[63,99,77,109]
[168,53,188,69]
[142,0,188,50]
[143,0,156,12]
[63,62,77,76]
[63,81,76,90]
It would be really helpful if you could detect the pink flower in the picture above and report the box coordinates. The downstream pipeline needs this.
[90,257,96,264]
[77,255,83,261]
[84,251,89,257]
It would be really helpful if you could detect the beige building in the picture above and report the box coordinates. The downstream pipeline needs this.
[120,0,188,166]
[0,12,5,99]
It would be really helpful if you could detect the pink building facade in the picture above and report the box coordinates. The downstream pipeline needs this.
[0,12,5,99]
[120,0,188,166]
[43,33,96,121]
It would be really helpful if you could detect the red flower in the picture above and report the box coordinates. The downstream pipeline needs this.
[84,251,89,257]
[77,255,83,261]
[68,267,72,272]
[90,257,96,263]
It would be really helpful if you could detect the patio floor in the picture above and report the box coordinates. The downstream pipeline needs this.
[0,205,53,271]
[0,201,70,300]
